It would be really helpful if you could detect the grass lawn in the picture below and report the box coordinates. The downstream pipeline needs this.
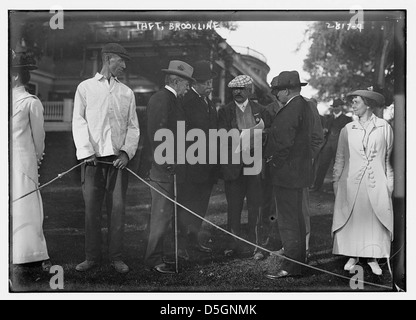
[9,132,394,294]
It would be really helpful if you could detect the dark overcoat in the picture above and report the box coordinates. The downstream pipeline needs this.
[147,88,185,183]
[180,89,219,184]
[264,95,313,188]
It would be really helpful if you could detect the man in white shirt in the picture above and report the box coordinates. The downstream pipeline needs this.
[72,43,140,273]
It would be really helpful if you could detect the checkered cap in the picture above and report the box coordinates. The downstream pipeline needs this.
[228,75,253,88]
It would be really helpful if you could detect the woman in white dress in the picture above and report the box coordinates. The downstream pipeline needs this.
[11,46,51,271]
[332,89,394,276]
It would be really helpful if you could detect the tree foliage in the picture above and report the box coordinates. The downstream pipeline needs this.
[303,21,395,105]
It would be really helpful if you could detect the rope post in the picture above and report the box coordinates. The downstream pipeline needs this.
[173,173,179,274]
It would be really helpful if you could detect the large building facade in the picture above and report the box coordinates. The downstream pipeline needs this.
[10,12,273,132]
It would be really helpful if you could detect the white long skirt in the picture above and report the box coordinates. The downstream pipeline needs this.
[333,182,391,258]
[12,171,49,264]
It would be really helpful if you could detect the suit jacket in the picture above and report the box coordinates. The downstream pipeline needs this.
[180,89,219,184]
[264,95,313,189]
[218,100,271,181]
[323,113,352,143]
[147,87,185,183]
[308,100,325,159]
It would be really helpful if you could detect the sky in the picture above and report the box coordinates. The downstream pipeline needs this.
[216,21,318,100]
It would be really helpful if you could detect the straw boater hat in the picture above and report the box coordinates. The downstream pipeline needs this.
[192,60,217,82]
[101,43,131,61]
[270,70,307,94]
[162,60,195,83]
[346,87,385,107]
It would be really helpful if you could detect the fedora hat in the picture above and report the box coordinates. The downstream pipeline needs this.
[331,98,345,107]
[347,88,385,107]
[270,70,307,93]
[192,60,217,82]
[101,42,131,61]
[162,60,195,83]
[11,44,37,71]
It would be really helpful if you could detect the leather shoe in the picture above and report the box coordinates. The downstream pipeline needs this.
[75,260,99,272]
[195,243,212,253]
[152,263,176,274]
[253,251,265,260]
[265,270,295,280]
[110,260,129,274]
[163,249,190,263]
[41,260,52,272]
[224,249,234,257]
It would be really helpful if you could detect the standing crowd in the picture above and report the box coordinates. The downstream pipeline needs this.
[11,42,394,281]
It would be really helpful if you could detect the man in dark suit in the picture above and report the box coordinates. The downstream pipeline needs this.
[177,60,219,255]
[311,98,352,192]
[264,70,314,279]
[144,60,195,274]
[218,75,271,258]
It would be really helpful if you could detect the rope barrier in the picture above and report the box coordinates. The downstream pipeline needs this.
[12,161,86,203]
[13,159,398,289]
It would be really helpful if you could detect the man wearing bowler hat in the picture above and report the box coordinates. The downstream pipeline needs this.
[264,70,314,279]
[144,60,195,274]
[311,98,351,192]
[72,43,140,273]
[176,60,219,256]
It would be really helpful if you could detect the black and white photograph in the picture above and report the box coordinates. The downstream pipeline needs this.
[3,0,413,301]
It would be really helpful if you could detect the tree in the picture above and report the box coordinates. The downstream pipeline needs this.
[303,21,395,105]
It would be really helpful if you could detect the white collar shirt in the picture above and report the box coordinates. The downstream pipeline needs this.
[72,72,140,160]
[165,85,177,97]
[284,94,301,107]
[235,99,249,112]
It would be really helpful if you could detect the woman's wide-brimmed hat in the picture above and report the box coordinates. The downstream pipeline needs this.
[270,70,307,93]
[192,60,217,82]
[11,44,38,71]
[161,60,195,83]
[347,87,385,107]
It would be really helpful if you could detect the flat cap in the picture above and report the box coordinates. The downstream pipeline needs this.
[101,43,131,61]
[228,75,253,88]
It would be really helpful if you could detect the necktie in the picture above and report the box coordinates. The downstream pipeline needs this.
[203,97,210,112]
